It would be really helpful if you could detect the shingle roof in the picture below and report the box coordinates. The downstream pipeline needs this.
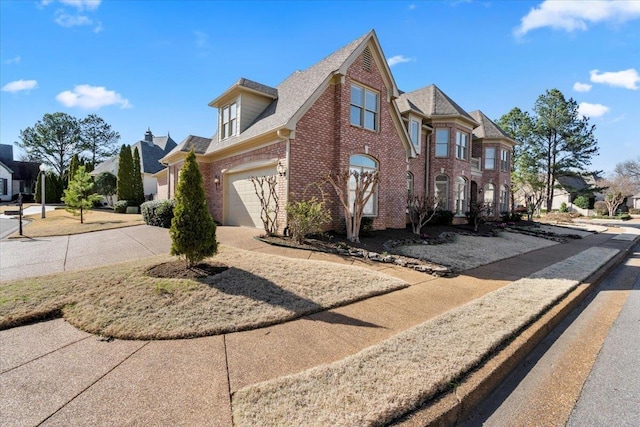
[0,160,13,174]
[93,132,178,176]
[468,110,513,140]
[235,78,278,98]
[556,175,591,192]
[201,31,372,155]
[396,84,477,125]
[0,145,13,164]
[10,161,40,181]
[171,135,213,155]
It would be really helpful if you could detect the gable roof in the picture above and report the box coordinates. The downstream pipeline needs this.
[396,85,478,127]
[469,110,515,144]
[0,160,13,174]
[556,174,592,192]
[163,30,413,160]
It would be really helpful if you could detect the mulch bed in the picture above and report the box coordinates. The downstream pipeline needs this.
[146,260,228,279]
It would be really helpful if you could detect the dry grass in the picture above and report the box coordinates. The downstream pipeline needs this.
[0,247,406,339]
[232,247,619,426]
[6,208,144,238]
[396,231,559,271]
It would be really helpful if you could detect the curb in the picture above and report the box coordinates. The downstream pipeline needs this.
[394,236,640,426]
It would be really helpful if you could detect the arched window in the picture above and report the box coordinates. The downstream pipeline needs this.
[435,175,449,209]
[483,183,495,216]
[350,154,378,216]
[500,185,509,214]
[455,176,467,215]
[407,172,414,199]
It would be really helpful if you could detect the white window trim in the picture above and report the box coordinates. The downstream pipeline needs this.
[221,101,237,140]
[435,175,449,210]
[350,83,379,131]
[500,149,509,172]
[409,116,421,154]
[456,131,469,160]
[349,154,378,217]
[435,128,449,157]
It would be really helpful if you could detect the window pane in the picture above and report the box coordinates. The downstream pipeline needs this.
[229,118,236,136]
[436,143,448,157]
[230,103,236,117]
[365,90,378,111]
[351,85,363,106]
[410,121,419,144]
[436,129,449,144]
[350,106,362,126]
[222,107,229,122]
[351,154,376,168]
[364,111,376,130]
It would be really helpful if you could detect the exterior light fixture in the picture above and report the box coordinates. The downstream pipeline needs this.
[39,164,46,219]
[214,175,221,188]
[277,160,287,177]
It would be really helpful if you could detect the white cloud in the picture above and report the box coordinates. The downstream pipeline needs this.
[42,0,101,10]
[194,31,209,48]
[387,55,414,67]
[578,102,610,118]
[5,55,21,65]
[408,4,416,10]
[55,10,92,27]
[515,0,640,36]
[1,79,38,93]
[573,82,592,92]
[590,68,639,90]
[56,84,131,109]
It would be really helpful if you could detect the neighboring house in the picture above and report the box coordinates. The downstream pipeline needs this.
[628,194,640,210]
[93,129,177,200]
[551,174,599,212]
[0,144,40,202]
[158,30,514,231]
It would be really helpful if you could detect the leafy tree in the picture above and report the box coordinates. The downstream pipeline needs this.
[132,146,145,205]
[170,150,217,268]
[573,195,590,210]
[17,112,82,178]
[68,153,81,185]
[598,175,636,217]
[95,172,117,207]
[116,145,134,202]
[532,89,598,212]
[61,166,102,223]
[80,114,120,169]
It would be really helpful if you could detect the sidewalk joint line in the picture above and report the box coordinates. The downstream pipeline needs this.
[1,334,92,375]
[223,334,234,425]
[62,235,70,271]
[36,340,150,426]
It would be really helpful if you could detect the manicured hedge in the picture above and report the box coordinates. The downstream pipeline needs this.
[141,199,176,228]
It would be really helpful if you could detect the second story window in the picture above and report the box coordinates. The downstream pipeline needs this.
[350,84,378,131]
[500,149,509,172]
[456,131,468,160]
[222,102,237,139]
[485,147,496,170]
[435,129,449,157]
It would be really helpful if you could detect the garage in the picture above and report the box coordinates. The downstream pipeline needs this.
[224,164,277,228]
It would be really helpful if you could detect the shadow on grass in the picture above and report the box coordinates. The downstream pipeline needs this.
[203,267,384,329]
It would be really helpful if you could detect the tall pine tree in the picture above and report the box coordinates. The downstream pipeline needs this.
[116,144,134,202]
[170,149,217,268]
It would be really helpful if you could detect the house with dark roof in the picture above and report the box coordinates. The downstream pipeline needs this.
[0,144,40,202]
[158,30,514,231]
[551,173,599,213]
[93,129,177,200]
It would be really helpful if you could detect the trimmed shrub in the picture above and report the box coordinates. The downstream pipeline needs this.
[573,195,590,210]
[141,199,176,228]
[559,202,569,213]
[359,216,374,237]
[430,209,454,226]
[501,211,522,222]
[594,200,608,216]
[286,198,331,244]
[114,200,127,213]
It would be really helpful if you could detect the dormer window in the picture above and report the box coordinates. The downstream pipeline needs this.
[222,102,237,139]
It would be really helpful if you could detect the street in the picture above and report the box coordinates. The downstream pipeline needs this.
[461,240,640,426]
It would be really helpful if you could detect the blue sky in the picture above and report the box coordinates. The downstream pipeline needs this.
[1,0,639,174]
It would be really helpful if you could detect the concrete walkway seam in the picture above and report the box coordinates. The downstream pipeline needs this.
[395,237,640,426]
[223,334,234,427]
[37,341,151,426]
[1,335,92,375]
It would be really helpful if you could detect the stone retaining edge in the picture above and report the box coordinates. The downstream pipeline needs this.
[394,237,640,427]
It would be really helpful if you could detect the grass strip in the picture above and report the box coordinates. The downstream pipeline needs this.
[232,246,619,427]
[0,246,407,340]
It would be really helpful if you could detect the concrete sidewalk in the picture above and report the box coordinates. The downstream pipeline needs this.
[1,224,639,426]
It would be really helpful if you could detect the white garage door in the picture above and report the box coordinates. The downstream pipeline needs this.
[224,165,277,228]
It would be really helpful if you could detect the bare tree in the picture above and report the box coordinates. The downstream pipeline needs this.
[250,175,279,236]
[598,175,636,217]
[325,170,379,243]
[467,201,491,232]
[614,156,640,184]
[407,194,439,235]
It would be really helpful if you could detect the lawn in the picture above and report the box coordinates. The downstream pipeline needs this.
[4,207,144,238]
[0,246,407,340]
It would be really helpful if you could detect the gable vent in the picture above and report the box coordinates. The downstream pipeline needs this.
[362,47,372,72]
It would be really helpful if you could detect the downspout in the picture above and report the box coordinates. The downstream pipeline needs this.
[277,129,291,232]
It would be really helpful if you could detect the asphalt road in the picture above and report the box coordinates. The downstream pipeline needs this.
[460,241,640,426]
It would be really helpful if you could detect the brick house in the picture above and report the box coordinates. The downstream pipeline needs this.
[158,30,514,231]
